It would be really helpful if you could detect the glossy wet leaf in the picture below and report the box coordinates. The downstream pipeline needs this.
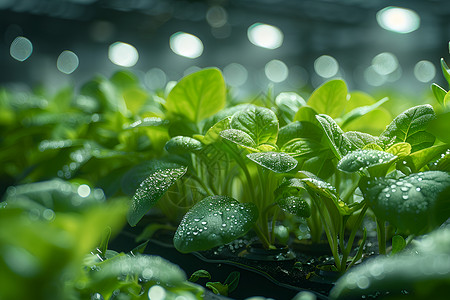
[380,104,436,152]
[337,149,397,173]
[386,142,411,157]
[121,160,182,195]
[203,117,231,144]
[316,114,358,160]
[230,106,278,145]
[280,139,323,158]
[165,68,226,123]
[219,129,256,149]
[277,196,311,218]
[330,227,450,300]
[431,148,450,172]
[361,171,450,234]
[277,121,322,147]
[246,152,297,173]
[165,136,203,154]
[344,131,378,149]
[275,92,306,121]
[173,195,258,253]
[431,83,447,107]
[127,166,187,226]
[307,79,348,118]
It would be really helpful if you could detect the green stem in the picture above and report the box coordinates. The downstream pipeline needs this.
[252,224,272,249]
[377,218,386,255]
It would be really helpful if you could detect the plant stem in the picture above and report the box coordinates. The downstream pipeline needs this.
[376,218,386,255]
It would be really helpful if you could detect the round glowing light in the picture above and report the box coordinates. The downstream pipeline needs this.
[314,55,339,78]
[223,63,248,87]
[247,23,283,50]
[265,59,288,83]
[414,60,436,83]
[77,184,91,198]
[148,285,166,300]
[376,6,420,34]
[169,32,203,59]
[10,36,33,62]
[145,68,167,90]
[364,66,386,87]
[206,6,228,28]
[57,50,79,74]
[372,52,399,76]
[108,42,139,67]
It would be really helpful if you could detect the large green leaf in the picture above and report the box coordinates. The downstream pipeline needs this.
[277,121,322,147]
[431,83,447,107]
[165,68,226,123]
[337,149,397,173]
[173,196,258,253]
[219,129,256,150]
[246,152,297,173]
[280,139,324,158]
[274,178,310,217]
[330,227,450,300]
[340,97,389,129]
[307,79,348,118]
[361,171,450,234]
[427,111,450,144]
[202,117,231,144]
[316,114,358,160]
[127,165,187,226]
[230,106,279,145]
[380,104,436,152]
[165,136,203,154]
[344,131,378,149]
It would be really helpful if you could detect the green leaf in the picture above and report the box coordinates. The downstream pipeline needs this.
[165,136,203,154]
[189,270,211,282]
[344,131,378,149]
[165,68,226,123]
[427,111,450,144]
[173,196,258,253]
[246,152,298,173]
[294,106,318,123]
[386,142,411,157]
[441,58,450,86]
[361,171,450,234]
[219,129,256,149]
[203,117,231,144]
[362,143,383,151]
[280,139,324,158]
[431,83,447,107]
[277,121,322,147]
[276,196,311,218]
[431,148,450,172]
[224,271,240,294]
[275,92,306,121]
[230,106,279,145]
[409,144,450,172]
[390,235,406,255]
[307,79,348,118]
[127,166,187,226]
[380,104,436,152]
[337,149,397,173]
[341,97,389,128]
[206,282,228,295]
[316,114,358,160]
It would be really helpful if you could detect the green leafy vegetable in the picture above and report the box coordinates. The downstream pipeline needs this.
[307,79,348,118]
[337,149,397,173]
[246,152,297,173]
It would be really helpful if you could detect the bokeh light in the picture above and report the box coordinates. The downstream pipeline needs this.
[144,68,167,90]
[169,32,204,59]
[248,23,283,50]
[364,66,386,87]
[376,6,420,34]
[206,6,228,28]
[108,42,139,67]
[265,59,288,83]
[314,55,339,78]
[10,36,33,62]
[223,63,248,87]
[57,50,79,74]
[414,60,436,82]
[372,52,399,75]
[77,184,91,198]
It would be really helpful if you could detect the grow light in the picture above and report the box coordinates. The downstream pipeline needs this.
[77,184,91,198]
[376,6,420,34]
[414,60,436,83]
[265,59,288,83]
[10,36,33,62]
[314,55,339,78]
[108,41,139,67]
[223,63,248,87]
[169,32,203,59]
[57,50,79,74]
[247,23,283,50]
